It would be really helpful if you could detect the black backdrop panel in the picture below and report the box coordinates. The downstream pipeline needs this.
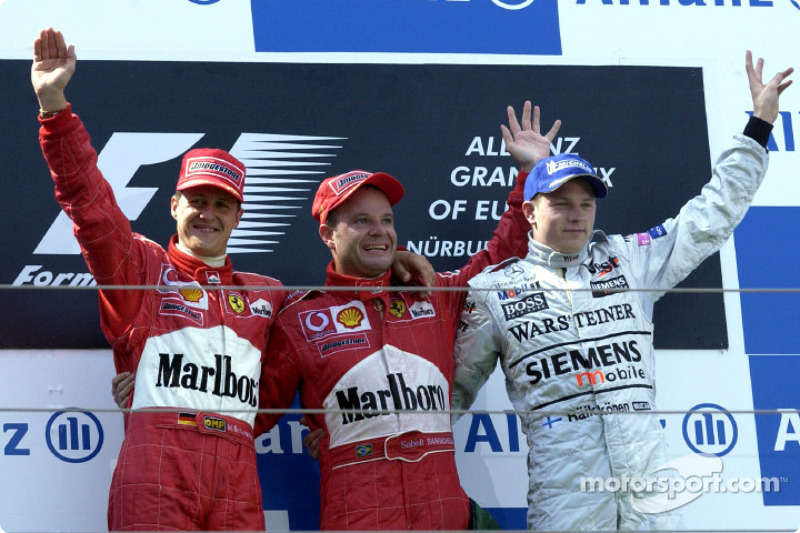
[0,61,724,349]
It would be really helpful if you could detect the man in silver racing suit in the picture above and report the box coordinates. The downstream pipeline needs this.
[452,52,793,531]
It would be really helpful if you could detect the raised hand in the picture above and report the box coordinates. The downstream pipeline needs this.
[31,28,76,112]
[500,101,561,173]
[746,50,793,125]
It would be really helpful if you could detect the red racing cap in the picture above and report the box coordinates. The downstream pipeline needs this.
[176,148,246,203]
[312,170,405,223]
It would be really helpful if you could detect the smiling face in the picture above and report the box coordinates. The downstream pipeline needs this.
[319,186,397,279]
[523,178,597,255]
[171,186,243,257]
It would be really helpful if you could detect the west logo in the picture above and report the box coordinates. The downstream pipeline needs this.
[586,256,619,276]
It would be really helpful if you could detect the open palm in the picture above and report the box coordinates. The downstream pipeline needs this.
[31,28,76,103]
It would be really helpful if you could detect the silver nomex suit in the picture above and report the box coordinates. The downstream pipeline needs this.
[452,125,769,531]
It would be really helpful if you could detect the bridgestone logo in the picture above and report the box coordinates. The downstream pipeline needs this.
[322,338,366,352]
[189,161,241,182]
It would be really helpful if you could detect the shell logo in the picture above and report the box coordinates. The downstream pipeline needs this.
[337,307,364,329]
[179,288,203,303]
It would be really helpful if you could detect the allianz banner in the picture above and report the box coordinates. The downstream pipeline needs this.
[251,0,562,55]
[0,60,724,350]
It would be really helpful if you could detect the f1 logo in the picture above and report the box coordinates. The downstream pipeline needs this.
[33,131,345,255]
[35,133,203,255]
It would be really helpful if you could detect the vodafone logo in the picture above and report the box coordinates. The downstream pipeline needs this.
[305,311,331,332]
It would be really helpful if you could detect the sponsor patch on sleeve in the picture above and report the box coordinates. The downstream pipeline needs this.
[648,224,667,239]
[636,233,651,247]
[635,225,667,246]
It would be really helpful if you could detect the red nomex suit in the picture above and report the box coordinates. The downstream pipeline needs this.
[257,174,530,530]
[39,106,284,531]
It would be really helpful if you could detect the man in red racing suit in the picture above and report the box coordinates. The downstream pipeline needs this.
[33,28,283,531]
[257,141,546,528]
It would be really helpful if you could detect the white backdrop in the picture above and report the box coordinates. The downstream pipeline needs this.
[1,0,799,531]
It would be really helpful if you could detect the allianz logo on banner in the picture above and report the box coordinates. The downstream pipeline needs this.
[194,0,538,7]
[575,0,790,8]
[682,403,738,457]
[749,355,800,506]
[2,410,104,463]
[250,0,562,54]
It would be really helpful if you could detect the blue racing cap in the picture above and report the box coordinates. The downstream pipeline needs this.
[524,154,608,201]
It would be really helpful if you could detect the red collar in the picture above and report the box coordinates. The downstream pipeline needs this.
[167,235,234,286]
[324,262,393,307]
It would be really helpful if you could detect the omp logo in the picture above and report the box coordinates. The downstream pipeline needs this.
[682,403,738,457]
[45,410,104,463]
[33,132,344,256]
